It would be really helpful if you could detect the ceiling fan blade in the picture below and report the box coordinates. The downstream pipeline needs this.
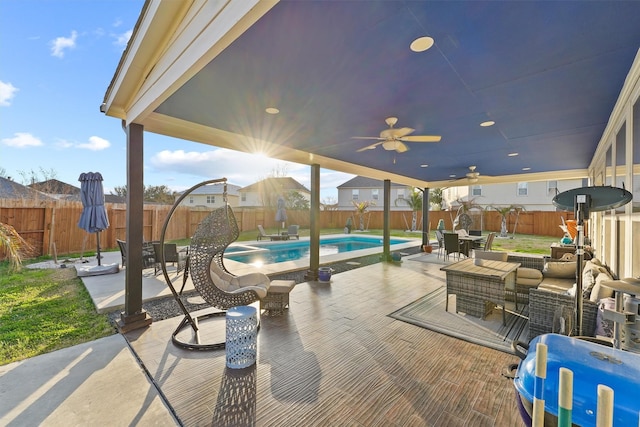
[351,136,384,140]
[356,141,383,152]
[400,135,442,142]
[381,127,414,139]
[395,141,409,153]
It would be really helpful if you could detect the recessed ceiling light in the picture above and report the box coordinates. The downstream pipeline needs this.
[265,107,279,114]
[410,36,434,52]
[508,152,519,157]
[522,167,531,171]
[420,164,428,168]
[480,121,495,127]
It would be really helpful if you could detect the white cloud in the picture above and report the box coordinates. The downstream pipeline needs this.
[77,136,110,151]
[50,30,78,58]
[1,132,43,148]
[114,30,132,48]
[0,81,18,106]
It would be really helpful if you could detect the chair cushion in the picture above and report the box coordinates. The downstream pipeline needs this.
[209,262,235,291]
[229,285,269,299]
[516,267,543,286]
[232,272,271,290]
[589,270,615,302]
[543,261,576,278]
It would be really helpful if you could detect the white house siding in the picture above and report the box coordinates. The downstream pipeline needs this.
[337,186,414,211]
[238,192,264,207]
[443,179,586,211]
[176,183,241,208]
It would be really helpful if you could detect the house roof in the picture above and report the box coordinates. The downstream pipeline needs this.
[26,179,126,204]
[101,1,640,189]
[29,179,79,195]
[239,177,310,194]
[0,177,56,200]
[337,176,410,189]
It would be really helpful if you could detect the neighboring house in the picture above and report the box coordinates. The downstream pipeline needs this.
[336,176,415,211]
[176,183,241,208]
[29,179,79,199]
[28,179,126,203]
[238,177,310,208]
[0,177,57,201]
[442,179,588,211]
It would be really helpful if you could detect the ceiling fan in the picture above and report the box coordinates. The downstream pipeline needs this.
[451,166,481,183]
[353,117,441,153]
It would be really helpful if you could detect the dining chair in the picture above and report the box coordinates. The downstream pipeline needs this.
[443,232,466,261]
[483,232,496,251]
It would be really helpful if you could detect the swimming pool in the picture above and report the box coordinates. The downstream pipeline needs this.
[225,235,412,265]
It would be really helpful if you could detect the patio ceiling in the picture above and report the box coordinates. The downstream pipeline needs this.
[102,0,640,188]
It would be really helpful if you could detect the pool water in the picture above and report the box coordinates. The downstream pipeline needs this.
[225,236,409,265]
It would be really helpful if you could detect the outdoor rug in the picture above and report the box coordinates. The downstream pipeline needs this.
[407,253,453,266]
[389,286,529,354]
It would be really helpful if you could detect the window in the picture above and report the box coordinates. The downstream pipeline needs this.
[397,188,405,200]
[517,182,528,196]
[352,189,359,200]
[241,193,246,202]
[189,196,194,204]
[206,195,215,204]
[547,180,557,195]
[372,189,379,200]
[471,185,482,196]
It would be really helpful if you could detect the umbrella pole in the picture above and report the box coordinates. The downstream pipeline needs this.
[96,232,102,266]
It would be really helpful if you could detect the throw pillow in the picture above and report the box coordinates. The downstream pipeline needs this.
[589,271,615,302]
[543,261,576,279]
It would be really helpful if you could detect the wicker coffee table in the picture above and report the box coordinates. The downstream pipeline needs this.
[441,258,520,325]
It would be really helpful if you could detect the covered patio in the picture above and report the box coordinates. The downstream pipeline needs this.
[101,2,640,329]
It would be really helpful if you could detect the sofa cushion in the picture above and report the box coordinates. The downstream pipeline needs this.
[517,267,543,286]
[543,261,576,279]
[589,270,615,302]
[538,277,575,294]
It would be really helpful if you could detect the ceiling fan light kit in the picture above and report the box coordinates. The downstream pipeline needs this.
[353,116,441,153]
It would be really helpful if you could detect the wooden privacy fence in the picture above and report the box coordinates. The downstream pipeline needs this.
[1,199,577,259]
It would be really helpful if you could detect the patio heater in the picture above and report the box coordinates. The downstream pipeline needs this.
[552,185,632,335]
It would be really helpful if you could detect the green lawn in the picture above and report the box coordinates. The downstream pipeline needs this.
[0,264,115,365]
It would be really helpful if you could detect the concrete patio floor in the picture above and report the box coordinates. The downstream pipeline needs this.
[2,242,523,426]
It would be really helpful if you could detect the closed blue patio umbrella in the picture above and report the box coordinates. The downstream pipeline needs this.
[78,172,110,266]
[275,195,287,234]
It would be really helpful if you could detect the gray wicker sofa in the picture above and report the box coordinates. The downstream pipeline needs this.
[506,254,600,339]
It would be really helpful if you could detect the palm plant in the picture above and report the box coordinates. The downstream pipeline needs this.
[0,222,32,272]
[352,200,375,231]
[395,188,423,231]
[491,205,525,237]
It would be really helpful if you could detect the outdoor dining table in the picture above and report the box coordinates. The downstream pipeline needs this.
[458,235,484,255]
[440,258,521,325]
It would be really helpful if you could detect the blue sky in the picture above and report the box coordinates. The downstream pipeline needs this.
[0,0,352,201]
